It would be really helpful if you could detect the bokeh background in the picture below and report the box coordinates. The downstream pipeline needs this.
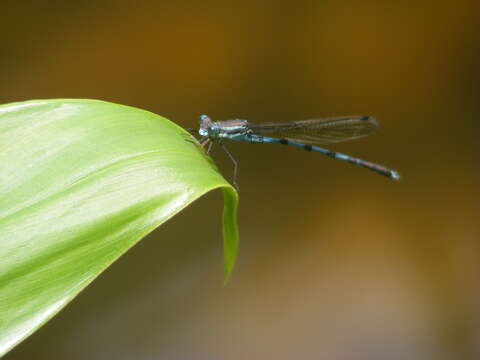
[2,1,479,359]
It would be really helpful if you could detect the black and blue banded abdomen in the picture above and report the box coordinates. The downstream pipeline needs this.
[260,136,400,179]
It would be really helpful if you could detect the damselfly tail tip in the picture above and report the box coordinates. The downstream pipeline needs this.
[390,170,400,180]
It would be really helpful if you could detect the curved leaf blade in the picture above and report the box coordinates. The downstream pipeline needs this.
[0,99,238,355]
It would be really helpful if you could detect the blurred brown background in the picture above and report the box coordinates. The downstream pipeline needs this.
[2,1,479,359]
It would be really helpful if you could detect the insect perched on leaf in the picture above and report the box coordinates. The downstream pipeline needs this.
[191,114,399,189]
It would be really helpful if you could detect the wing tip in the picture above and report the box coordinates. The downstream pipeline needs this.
[360,115,379,127]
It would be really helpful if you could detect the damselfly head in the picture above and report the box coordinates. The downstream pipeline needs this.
[198,114,213,137]
[199,114,212,124]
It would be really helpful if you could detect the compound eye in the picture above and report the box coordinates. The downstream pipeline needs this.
[199,114,210,123]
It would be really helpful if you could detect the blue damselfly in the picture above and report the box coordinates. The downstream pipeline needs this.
[194,114,399,189]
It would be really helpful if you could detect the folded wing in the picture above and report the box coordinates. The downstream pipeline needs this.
[248,116,379,145]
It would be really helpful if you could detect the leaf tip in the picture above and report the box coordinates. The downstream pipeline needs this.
[221,186,239,285]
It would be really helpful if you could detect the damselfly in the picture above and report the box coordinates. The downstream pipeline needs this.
[193,114,399,189]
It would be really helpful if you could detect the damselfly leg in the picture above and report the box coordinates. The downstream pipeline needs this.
[219,142,239,191]
[206,141,214,154]
[199,138,210,147]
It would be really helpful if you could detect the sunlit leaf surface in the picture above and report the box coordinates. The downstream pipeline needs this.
[0,99,238,355]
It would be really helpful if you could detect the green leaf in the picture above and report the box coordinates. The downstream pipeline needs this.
[0,99,239,355]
